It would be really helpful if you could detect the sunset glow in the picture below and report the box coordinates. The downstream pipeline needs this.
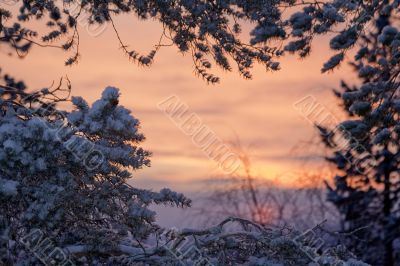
[2,14,357,193]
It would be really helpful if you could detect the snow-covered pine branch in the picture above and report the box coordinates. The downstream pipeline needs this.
[1,0,398,82]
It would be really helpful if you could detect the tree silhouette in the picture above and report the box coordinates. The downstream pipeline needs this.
[319,9,400,265]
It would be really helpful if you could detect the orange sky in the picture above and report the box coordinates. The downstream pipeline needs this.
[3,14,357,193]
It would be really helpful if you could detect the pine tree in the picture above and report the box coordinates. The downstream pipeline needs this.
[0,76,191,264]
[319,10,400,266]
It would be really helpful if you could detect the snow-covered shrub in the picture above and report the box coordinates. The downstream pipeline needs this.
[109,217,368,265]
[0,79,191,264]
